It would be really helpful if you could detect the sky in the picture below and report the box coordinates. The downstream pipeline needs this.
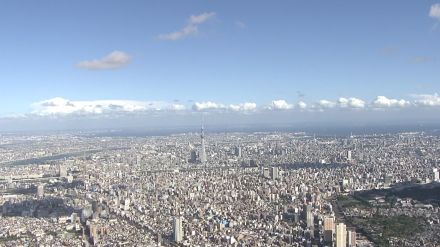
[1,1,440,132]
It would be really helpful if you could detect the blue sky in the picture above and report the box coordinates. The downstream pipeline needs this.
[0,1,440,131]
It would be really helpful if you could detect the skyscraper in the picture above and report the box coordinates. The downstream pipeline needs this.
[270,166,280,180]
[347,150,352,162]
[433,168,439,182]
[235,146,242,157]
[305,204,314,228]
[199,124,207,163]
[347,228,357,247]
[59,165,67,177]
[336,223,347,247]
[173,216,183,242]
[190,150,198,163]
[323,216,335,242]
[37,184,44,198]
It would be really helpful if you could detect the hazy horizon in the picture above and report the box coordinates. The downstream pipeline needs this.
[1,1,440,132]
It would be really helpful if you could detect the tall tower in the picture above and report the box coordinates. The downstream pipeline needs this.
[173,216,183,242]
[37,184,44,198]
[323,216,335,242]
[336,223,347,247]
[199,123,207,163]
[305,204,314,228]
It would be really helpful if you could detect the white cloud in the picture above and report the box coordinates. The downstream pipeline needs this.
[189,12,216,24]
[157,25,198,41]
[228,102,257,112]
[192,101,224,111]
[31,97,184,116]
[158,12,216,41]
[76,51,130,70]
[21,94,440,119]
[316,99,336,109]
[430,3,440,21]
[297,101,307,109]
[337,97,365,108]
[412,93,440,106]
[312,97,365,110]
[269,100,294,110]
[372,96,410,108]
[192,101,256,112]
[171,104,187,111]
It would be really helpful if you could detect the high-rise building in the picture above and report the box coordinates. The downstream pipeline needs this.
[59,165,67,177]
[433,168,439,182]
[336,223,347,247]
[199,124,207,163]
[270,166,280,180]
[90,223,99,244]
[124,198,130,211]
[37,184,44,198]
[323,216,335,242]
[173,216,184,242]
[235,146,242,157]
[190,150,198,163]
[262,167,270,178]
[347,150,352,162]
[81,204,93,223]
[347,228,357,247]
[71,212,78,224]
[305,205,314,228]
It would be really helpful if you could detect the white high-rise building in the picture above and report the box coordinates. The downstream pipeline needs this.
[347,228,357,247]
[235,146,242,157]
[173,216,183,242]
[347,150,352,162]
[305,205,313,228]
[270,166,280,180]
[59,165,67,177]
[37,184,44,198]
[336,223,347,247]
[124,198,130,211]
[433,168,439,182]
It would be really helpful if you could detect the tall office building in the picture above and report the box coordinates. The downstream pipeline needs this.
[433,168,439,182]
[59,165,67,177]
[262,167,270,178]
[347,228,357,247]
[124,198,130,211]
[37,184,44,198]
[270,166,280,180]
[305,205,314,228]
[173,216,184,242]
[323,216,335,242]
[199,124,207,163]
[347,150,352,162]
[190,150,198,163]
[235,146,242,157]
[90,223,99,244]
[336,223,347,247]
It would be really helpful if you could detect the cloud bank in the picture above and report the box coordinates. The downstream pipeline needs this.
[31,97,185,116]
[4,93,440,119]
[372,96,410,108]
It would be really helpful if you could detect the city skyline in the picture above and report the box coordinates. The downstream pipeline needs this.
[2,2,440,246]
[1,1,440,131]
